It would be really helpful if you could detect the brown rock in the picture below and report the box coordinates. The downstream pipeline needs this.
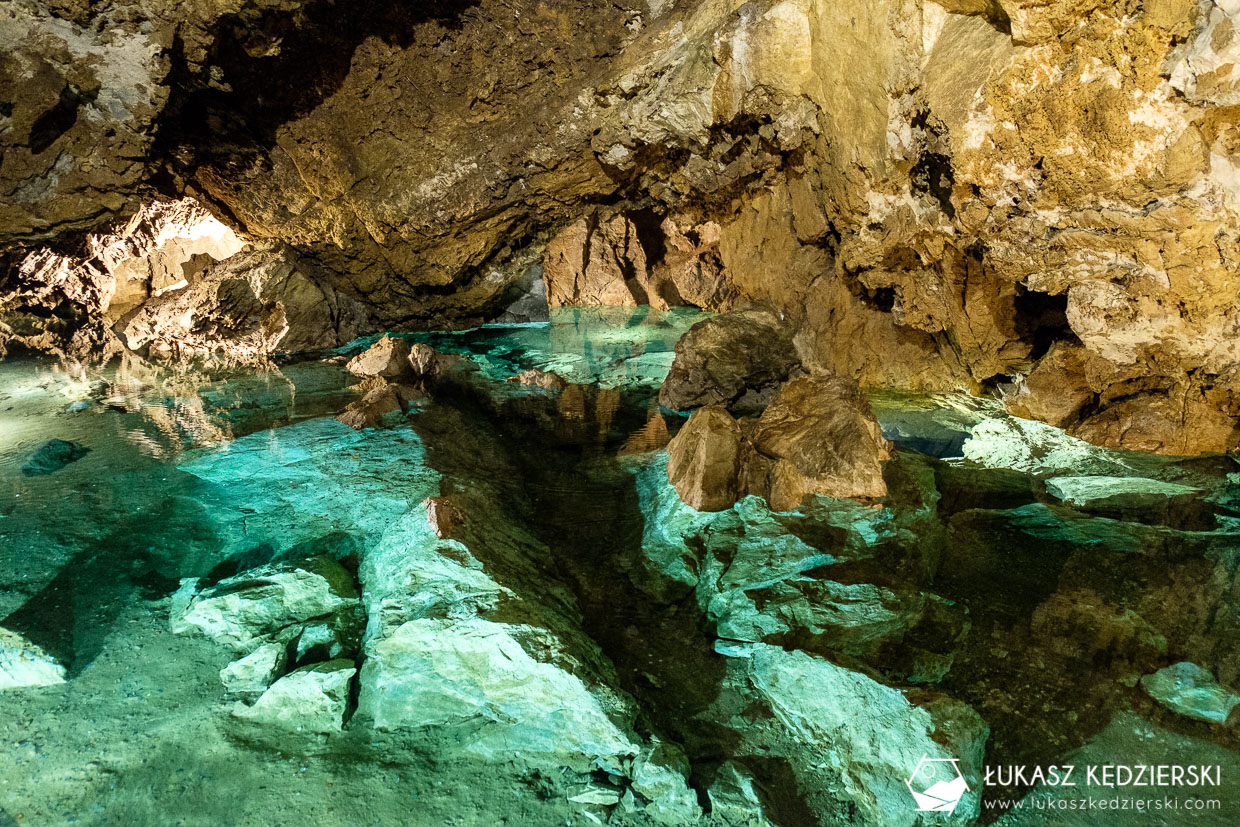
[507,368,569,390]
[118,243,367,359]
[666,405,743,512]
[1006,342,1098,427]
[408,343,442,378]
[659,308,802,414]
[347,335,413,380]
[747,376,893,511]
[423,496,465,539]
[335,378,423,430]
[543,214,645,307]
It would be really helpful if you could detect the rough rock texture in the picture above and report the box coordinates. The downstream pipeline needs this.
[1141,662,1240,725]
[666,405,743,511]
[1,197,243,357]
[7,0,1240,452]
[659,308,801,414]
[119,243,367,358]
[667,375,893,512]
[20,438,89,476]
[746,375,894,510]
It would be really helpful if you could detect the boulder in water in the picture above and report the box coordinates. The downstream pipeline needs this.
[665,405,743,511]
[658,308,801,414]
[346,335,413,379]
[171,556,361,653]
[21,439,89,476]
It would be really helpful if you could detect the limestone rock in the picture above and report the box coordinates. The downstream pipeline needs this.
[665,405,743,512]
[0,627,66,690]
[20,439,89,476]
[347,336,413,380]
[231,660,356,733]
[747,375,893,511]
[171,556,361,653]
[659,309,801,414]
[1141,662,1240,725]
[119,244,367,359]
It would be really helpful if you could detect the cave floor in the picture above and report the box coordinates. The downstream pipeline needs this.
[2,307,1240,826]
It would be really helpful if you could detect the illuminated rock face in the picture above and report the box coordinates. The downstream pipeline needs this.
[6,1,1240,452]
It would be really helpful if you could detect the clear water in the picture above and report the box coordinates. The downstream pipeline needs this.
[2,306,1239,826]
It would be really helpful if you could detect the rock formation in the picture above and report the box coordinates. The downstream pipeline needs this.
[659,307,802,414]
[7,0,1240,455]
[666,374,893,511]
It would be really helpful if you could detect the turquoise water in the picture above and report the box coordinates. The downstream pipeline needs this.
[2,307,1240,825]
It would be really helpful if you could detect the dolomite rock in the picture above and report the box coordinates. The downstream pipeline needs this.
[335,377,423,430]
[1044,476,1203,524]
[231,659,356,733]
[629,740,702,825]
[665,405,743,512]
[9,0,1240,454]
[659,308,801,414]
[747,375,893,511]
[171,556,361,653]
[0,627,66,690]
[119,244,367,358]
[543,214,646,307]
[707,762,770,825]
[1141,662,1240,725]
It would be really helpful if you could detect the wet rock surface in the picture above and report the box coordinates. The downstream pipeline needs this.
[4,299,1240,823]
[20,438,88,476]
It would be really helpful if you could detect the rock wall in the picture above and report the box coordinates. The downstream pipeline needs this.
[5,0,1240,452]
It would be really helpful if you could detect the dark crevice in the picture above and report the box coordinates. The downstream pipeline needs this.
[1011,286,1069,362]
[29,83,97,155]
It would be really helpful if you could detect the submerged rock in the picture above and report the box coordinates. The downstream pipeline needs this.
[0,628,66,690]
[666,405,742,511]
[220,641,287,699]
[717,642,986,826]
[629,740,702,825]
[20,439,90,476]
[746,375,893,511]
[707,762,769,825]
[171,556,361,653]
[232,659,356,733]
[1044,475,1205,526]
[659,308,801,414]
[358,617,637,771]
[1141,662,1240,725]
